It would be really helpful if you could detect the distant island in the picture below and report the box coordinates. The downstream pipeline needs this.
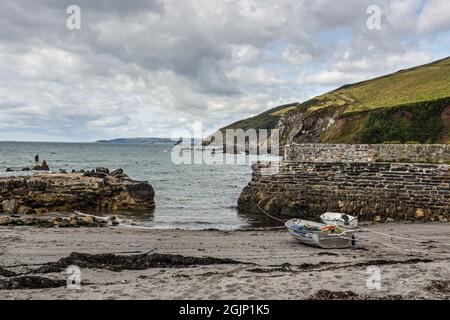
[95,137,174,145]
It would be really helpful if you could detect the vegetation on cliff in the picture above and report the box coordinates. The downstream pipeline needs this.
[216,56,450,144]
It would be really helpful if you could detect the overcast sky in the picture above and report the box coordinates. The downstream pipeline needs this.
[0,0,449,142]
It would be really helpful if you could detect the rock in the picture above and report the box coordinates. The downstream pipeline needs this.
[110,168,124,176]
[107,215,119,226]
[80,215,95,225]
[32,160,50,171]
[0,171,155,215]
[96,167,110,175]
[59,219,69,228]
[51,217,63,227]
[2,199,19,214]
[17,205,33,215]
[0,216,12,226]
[114,174,130,180]
[386,217,394,223]
[22,167,30,171]
[93,172,107,178]
[6,168,13,172]
[415,208,425,218]
[68,214,79,227]
[59,169,68,174]
[24,218,40,226]
[373,215,382,222]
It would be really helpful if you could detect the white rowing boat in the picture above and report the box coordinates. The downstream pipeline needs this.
[285,219,354,249]
[320,212,358,228]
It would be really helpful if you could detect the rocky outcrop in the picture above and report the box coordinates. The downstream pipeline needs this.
[0,169,155,215]
[0,214,115,228]
[32,160,50,171]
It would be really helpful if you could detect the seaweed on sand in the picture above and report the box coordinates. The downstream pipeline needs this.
[33,252,250,273]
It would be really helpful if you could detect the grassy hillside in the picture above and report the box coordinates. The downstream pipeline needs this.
[219,102,298,132]
[305,56,450,114]
[215,56,450,144]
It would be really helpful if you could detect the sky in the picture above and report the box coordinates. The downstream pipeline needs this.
[0,0,449,142]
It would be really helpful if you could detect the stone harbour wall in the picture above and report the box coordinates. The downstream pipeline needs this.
[284,143,450,164]
[238,160,450,221]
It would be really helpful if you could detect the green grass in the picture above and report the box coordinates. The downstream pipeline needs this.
[355,97,449,143]
[294,56,450,114]
[216,56,450,143]
[220,102,298,132]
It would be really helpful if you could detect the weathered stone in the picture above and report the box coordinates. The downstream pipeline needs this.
[32,160,50,171]
[80,216,95,225]
[0,216,12,225]
[17,205,33,215]
[51,217,63,227]
[110,168,124,176]
[68,214,79,227]
[96,167,110,174]
[0,171,155,215]
[415,208,425,218]
[2,199,19,214]
[238,158,450,221]
[285,143,450,164]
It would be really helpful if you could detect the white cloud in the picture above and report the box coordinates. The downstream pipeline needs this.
[0,0,448,141]
[418,0,450,33]
[283,46,314,65]
[300,70,366,86]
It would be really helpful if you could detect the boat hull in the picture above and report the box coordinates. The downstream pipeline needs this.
[285,219,353,249]
[320,212,358,228]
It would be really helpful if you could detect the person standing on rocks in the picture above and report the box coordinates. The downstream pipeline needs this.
[35,154,39,164]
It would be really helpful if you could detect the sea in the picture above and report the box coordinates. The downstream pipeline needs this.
[0,141,276,230]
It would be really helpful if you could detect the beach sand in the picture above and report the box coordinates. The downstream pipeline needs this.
[0,222,449,300]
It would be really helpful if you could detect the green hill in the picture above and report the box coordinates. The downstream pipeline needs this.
[216,56,450,144]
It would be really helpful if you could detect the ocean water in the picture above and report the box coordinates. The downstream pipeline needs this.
[0,141,272,230]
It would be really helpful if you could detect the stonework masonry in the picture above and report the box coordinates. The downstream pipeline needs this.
[285,143,450,164]
[239,144,450,221]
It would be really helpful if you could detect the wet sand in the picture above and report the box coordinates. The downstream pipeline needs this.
[0,222,449,300]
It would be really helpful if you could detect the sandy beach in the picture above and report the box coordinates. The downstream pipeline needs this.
[0,222,449,300]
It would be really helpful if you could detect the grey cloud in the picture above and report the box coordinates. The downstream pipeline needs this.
[0,0,448,141]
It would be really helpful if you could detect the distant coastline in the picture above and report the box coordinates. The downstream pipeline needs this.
[95,137,174,145]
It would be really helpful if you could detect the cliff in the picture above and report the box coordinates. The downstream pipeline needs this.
[211,56,450,147]
[0,169,155,215]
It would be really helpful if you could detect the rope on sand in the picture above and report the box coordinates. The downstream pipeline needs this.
[253,203,450,251]
[355,226,450,247]
[255,202,287,224]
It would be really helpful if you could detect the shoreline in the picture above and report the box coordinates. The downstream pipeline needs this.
[1,222,449,300]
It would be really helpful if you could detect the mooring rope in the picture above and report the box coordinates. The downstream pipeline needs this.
[355,226,450,247]
[255,201,288,224]
[252,201,450,252]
